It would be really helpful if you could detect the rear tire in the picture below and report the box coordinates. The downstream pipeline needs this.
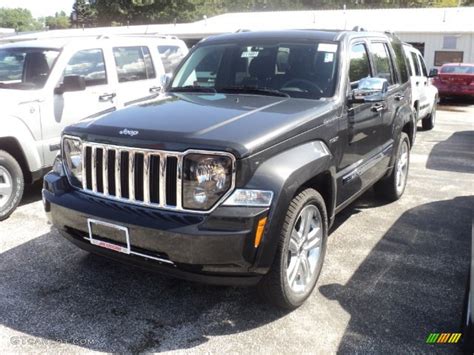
[422,102,436,130]
[257,188,327,309]
[0,150,24,221]
[374,133,410,202]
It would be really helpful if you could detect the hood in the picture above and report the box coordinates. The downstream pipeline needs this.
[65,93,335,158]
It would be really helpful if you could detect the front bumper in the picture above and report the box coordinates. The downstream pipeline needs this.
[43,172,269,286]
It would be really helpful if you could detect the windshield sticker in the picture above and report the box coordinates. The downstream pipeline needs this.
[324,53,334,63]
[318,43,338,53]
[241,51,259,58]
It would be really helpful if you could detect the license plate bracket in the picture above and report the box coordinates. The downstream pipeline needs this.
[87,218,131,255]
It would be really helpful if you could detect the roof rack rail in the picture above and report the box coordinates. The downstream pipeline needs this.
[352,26,366,32]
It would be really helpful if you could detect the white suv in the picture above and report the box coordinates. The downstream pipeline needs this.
[0,36,168,220]
[403,44,438,131]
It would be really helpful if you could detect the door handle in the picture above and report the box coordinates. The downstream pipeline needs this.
[371,103,385,112]
[149,86,162,93]
[99,93,116,102]
[394,94,404,101]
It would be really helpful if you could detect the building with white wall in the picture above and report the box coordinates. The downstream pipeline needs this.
[1,7,472,69]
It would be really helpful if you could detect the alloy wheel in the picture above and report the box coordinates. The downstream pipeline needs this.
[287,204,323,293]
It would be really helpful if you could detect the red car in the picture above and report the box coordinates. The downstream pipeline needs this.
[430,63,474,99]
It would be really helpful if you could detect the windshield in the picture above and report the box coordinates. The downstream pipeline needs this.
[170,41,339,99]
[0,47,60,90]
[441,65,474,74]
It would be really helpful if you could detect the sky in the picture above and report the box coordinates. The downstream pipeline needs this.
[0,0,75,18]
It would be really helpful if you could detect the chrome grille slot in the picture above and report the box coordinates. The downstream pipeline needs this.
[77,141,235,213]
[166,156,178,206]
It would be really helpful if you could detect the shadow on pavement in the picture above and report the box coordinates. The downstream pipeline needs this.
[19,180,43,207]
[0,229,288,352]
[320,196,473,353]
[438,97,474,111]
[426,131,474,174]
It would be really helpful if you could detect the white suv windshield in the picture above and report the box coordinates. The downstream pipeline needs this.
[171,41,339,99]
[0,48,60,90]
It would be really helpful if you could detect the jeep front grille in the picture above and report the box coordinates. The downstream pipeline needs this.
[81,142,183,210]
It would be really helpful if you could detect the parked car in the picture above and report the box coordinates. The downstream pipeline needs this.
[43,29,414,309]
[403,44,438,131]
[0,36,167,220]
[430,63,474,101]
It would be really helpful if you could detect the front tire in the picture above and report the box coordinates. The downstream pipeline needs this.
[0,150,24,221]
[422,102,436,130]
[374,132,410,202]
[258,188,327,309]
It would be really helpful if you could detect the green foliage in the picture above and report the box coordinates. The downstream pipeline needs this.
[45,11,71,30]
[76,0,474,27]
[0,7,43,32]
[73,0,97,27]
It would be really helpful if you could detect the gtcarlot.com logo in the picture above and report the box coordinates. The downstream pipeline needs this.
[10,336,95,346]
[426,332,462,344]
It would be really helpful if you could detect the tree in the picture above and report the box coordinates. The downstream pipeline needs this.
[45,11,71,29]
[72,0,97,27]
[0,7,43,32]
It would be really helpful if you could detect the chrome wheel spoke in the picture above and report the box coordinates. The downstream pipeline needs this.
[304,233,321,251]
[300,254,310,283]
[288,257,300,286]
[289,232,300,254]
[0,183,12,196]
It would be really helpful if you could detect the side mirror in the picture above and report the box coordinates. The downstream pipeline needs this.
[428,68,438,78]
[160,74,171,89]
[55,75,86,95]
[349,77,389,104]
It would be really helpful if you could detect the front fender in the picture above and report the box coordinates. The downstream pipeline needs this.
[244,141,336,273]
[0,116,42,172]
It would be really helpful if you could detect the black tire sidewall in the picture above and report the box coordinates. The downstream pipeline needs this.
[0,151,24,221]
[280,189,328,307]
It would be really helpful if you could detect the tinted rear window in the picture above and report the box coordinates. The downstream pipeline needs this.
[441,65,474,74]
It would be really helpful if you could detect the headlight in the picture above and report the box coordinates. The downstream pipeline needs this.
[62,136,83,188]
[182,153,233,210]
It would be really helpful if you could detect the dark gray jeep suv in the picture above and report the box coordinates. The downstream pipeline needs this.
[43,30,414,309]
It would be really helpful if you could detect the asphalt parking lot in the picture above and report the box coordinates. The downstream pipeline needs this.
[1,102,473,354]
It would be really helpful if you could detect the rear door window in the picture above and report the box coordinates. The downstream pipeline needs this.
[410,52,421,76]
[113,46,156,83]
[418,54,428,77]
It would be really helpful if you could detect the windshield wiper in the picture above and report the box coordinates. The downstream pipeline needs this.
[169,85,216,93]
[218,86,290,98]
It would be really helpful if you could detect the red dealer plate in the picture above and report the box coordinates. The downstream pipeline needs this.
[87,218,131,255]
